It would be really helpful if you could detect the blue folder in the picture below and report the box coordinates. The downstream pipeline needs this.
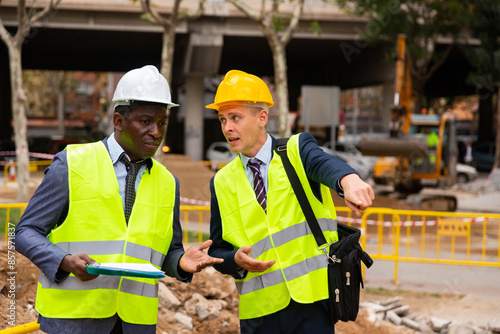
[86,264,165,279]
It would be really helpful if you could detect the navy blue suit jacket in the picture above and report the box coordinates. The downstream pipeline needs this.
[208,132,357,278]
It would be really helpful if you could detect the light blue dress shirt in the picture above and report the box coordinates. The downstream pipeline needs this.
[240,134,272,192]
[107,133,148,209]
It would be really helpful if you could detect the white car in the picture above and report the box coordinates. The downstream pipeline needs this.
[206,141,237,162]
[319,146,371,180]
[324,142,376,173]
[456,163,478,184]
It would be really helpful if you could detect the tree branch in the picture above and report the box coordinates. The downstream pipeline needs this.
[30,0,62,25]
[423,43,453,82]
[259,0,266,19]
[280,0,304,45]
[0,18,14,48]
[141,0,170,27]
[178,0,206,21]
[170,0,181,24]
[229,0,262,22]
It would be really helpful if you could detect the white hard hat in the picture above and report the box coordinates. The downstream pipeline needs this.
[112,65,178,109]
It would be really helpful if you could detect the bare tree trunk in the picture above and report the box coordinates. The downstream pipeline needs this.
[270,42,290,138]
[153,27,176,163]
[0,0,62,201]
[57,91,65,137]
[160,27,175,83]
[228,0,303,139]
[9,46,30,201]
[140,0,205,163]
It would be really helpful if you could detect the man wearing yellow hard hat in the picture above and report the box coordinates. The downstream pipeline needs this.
[207,70,374,333]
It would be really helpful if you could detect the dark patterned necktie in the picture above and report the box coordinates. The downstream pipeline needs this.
[119,153,146,223]
[248,159,267,212]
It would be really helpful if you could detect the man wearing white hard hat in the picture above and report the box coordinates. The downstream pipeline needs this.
[15,65,223,334]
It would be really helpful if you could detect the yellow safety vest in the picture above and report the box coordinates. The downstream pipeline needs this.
[214,134,339,320]
[35,142,176,325]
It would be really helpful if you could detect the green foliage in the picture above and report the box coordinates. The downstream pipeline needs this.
[140,13,154,22]
[184,231,210,243]
[336,0,470,60]
[309,21,323,36]
[463,0,500,91]
[273,16,288,32]
[0,208,23,240]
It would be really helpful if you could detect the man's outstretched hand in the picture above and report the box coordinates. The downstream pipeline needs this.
[179,240,224,273]
[234,246,276,273]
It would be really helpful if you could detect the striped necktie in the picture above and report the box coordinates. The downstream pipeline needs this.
[119,153,146,223]
[248,159,267,212]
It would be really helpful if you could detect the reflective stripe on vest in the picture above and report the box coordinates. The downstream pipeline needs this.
[55,241,166,268]
[35,142,175,324]
[40,275,160,299]
[39,273,120,291]
[236,254,327,295]
[214,133,338,320]
[248,218,337,260]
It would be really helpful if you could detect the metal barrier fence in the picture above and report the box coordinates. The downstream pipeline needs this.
[3,160,53,191]
[3,204,499,281]
[356,207,500,285]
[1,203,210,246]
[1,203,27,246]
[180,205,211,244]
[2,160,222,192]
[1,204,500,332]
[0,321,40,333]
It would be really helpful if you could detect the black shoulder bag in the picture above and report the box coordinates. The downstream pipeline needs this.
[274,137,374,325]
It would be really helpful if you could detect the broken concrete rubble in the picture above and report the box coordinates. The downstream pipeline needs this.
[489,319,500,333]
[184,293,224,320]
[430,316,452,332]
[174,312,193,330]
[159,281,182,309]
[361,296,498,334]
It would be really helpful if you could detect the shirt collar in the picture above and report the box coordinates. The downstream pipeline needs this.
[108,133,153,171]
[240,134,272,168]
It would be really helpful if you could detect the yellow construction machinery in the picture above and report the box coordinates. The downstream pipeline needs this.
[359,35,458,211]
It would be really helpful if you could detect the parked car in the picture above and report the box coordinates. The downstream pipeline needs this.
[472,141,495,171]
[319,146,371,180]
[322,142,375,173]
[323,142,377,174]
[206,141,237,162]
[456,163,478,184]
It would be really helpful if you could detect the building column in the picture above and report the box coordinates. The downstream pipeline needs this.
[184,74,204,161]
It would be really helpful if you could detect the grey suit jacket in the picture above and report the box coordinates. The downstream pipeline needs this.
[15,138,190,334]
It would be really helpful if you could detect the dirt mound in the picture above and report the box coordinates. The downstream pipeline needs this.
[0,245,41,332]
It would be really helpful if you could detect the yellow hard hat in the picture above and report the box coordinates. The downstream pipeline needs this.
[205,70,274,111]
